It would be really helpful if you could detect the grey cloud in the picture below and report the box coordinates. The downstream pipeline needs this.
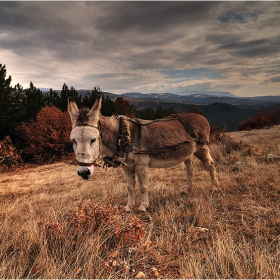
[219,38,279,58]
[219,39,266,57]
[0,1,279,96]
[0,2,93,57]
[206,34,243,45]
[0,2,33,29]
[270,76,280,83]
[92,2,216,34]
[220,39,268,50]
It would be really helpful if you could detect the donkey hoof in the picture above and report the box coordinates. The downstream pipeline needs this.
[138,205,147,212]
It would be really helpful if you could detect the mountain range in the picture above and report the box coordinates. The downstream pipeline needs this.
[41,88,280,131]
[119,92,280,107]
[113,92,280,131]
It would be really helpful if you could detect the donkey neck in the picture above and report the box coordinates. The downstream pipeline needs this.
[99,116,119,157]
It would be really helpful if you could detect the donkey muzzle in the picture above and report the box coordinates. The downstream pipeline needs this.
[77,165,94,180]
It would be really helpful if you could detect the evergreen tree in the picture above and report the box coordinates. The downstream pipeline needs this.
[82,86,102,109]
[83,86,115,116]
[59,83,82,111]
[44,88,60,107]
[134,106,175,120]
[0,64,26,139]
[102,94,115,116]
[155,105,164,119]
[23,81,46,121]
[134,107,156,120]
[164,107,176,117]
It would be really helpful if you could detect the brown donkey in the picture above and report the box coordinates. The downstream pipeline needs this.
[68,95,219,211]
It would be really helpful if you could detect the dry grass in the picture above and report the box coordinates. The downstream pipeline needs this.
[0,125,280,278]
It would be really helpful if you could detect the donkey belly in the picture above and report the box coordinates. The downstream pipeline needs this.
[148,143,195,168]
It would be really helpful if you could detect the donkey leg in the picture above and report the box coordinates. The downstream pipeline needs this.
[195,144,220,189]
[184,157,194,191]
[124,169,136,211]
[136,165,149,212]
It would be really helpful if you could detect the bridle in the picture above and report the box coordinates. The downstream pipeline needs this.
[76,161,100,167]
[72,123,103,168]
[72,115,201,169]
[72,116,132,169]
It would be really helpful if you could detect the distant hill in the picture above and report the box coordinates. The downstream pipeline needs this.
[122,92,280,107]
[127,100,263,131]
[201,103,258,131]
[123,91,235,98]
[41,88,280,131]
[115,92,280,131]
[249,95,280,103]
[120,95,280,131]
[42,88,280,107]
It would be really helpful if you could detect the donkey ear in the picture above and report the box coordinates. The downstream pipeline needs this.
[88,94,102,125]
[68,97,79,126]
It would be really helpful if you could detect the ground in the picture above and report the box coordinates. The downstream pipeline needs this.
[0,126,280,278]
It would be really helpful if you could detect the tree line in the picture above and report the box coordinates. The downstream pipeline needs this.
[0,64,113,140]
[1,63,280,168]
[0,63,176,141]
[236,110,280,131]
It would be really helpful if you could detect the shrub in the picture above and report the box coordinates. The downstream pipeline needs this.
[236,109,280,131]
[0,136,23,172]
[44,197,145,253]
[114,96,135,117]
[38,197,146,278]
[16,106,72,163]
[210,131,248,155]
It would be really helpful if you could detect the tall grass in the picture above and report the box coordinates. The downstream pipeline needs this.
[0,126,280,278]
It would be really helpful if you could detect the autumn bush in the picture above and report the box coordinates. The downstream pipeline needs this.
[0,197,146,278]
[43,197,145,259]
[0,136,23,172]
[210,131,248,155]
[236,109,280,131]
[16,106,72,163]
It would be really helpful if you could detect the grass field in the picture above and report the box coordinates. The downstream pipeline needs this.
[0,125,280,278]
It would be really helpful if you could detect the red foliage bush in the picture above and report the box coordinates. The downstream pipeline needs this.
[69,197,145,246]
[16,106,72,163]
[0,136,23,172]
[114,96,135,117]
[210,131,248,154]
[42,197,146,272]
[236,109,280,131]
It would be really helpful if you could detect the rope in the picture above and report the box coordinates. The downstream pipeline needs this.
[102,115,206,169]
[103,115,132,168]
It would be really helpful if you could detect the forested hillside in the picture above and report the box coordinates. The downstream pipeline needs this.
[1,63,280,169]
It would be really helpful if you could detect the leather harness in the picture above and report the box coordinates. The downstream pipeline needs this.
[74,116,204,169]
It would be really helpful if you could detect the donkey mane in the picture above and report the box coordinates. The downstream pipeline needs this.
[76,108,90,125]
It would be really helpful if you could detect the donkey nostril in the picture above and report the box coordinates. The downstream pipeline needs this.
[77,170,82,177]
[87,169,91,175]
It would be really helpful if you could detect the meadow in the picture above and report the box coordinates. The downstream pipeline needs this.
[0,125,279,278]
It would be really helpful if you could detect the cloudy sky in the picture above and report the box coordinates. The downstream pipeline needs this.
[1,1,280,97]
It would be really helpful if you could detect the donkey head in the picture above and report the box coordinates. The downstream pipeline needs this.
[68,95,102,180]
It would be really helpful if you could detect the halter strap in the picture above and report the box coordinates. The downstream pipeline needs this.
[73,123,99,129]
[77,160,100,167]
[73,123,102,168]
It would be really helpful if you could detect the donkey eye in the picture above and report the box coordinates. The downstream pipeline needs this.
[91,138,96,145]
